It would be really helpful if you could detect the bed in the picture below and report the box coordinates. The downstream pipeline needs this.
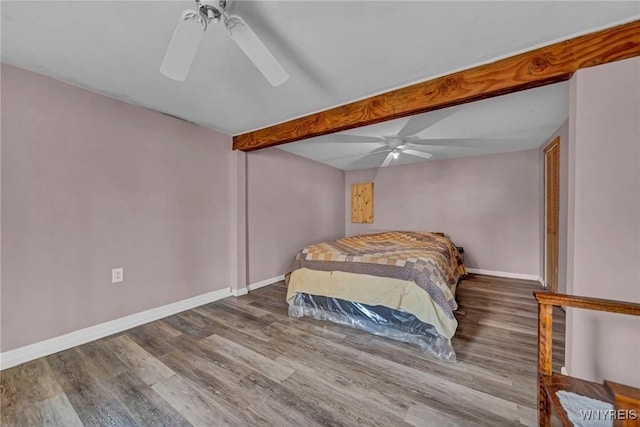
[285,231,466,361]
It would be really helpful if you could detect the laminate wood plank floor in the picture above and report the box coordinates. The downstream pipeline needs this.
[1,274,565,426]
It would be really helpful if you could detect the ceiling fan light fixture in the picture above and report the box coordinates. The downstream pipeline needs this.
[391,148,400,159]
[198,0,224,24]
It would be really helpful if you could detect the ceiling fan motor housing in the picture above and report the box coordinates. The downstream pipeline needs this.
[197,0,227,24]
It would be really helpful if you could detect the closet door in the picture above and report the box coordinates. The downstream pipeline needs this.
[544,138,560,292]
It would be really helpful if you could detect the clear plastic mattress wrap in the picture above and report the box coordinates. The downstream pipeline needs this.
[288,293,456,361]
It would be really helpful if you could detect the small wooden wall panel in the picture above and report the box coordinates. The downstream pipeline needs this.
[351,183,374,223]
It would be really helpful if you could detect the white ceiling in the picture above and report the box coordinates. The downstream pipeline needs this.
[278,82,569,170]
[1,1,638,138]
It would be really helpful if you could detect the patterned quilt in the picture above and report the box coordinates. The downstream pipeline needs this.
[287,231,465,318]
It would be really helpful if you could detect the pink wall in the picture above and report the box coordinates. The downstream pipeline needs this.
[1,64,234,352]
[538,120,569,293]
[565,57,640,386]
[247,148,345,283]
[346,149,542,276]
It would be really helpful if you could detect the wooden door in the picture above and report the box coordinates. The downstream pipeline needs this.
[544,138,560,292]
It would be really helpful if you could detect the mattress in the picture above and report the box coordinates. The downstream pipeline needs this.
[285,231,465,360]
[289,292,456,361]
[286,268,458,339]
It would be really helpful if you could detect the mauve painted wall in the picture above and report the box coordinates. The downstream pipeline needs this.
[1,64,234,352]
[565,57,640,386]
[247,148,344,283]
[345,149,541,276]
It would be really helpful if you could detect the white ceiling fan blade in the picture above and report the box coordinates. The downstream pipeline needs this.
[314,134,384,144]
[408,138,482,148]
[225,15,289,87]
[406,142,470,150]
[364,146,392,156]
[160,10,205,81]
[344,146,391,162]
[397,107,461,137]
[381,152,395,167]
[347,149,390,168]
[324,146,389,162]
[403,149,433,159]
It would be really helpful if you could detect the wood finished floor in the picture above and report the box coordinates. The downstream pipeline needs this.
[1,274,565,426]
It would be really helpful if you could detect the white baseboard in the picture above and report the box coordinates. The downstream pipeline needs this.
[231,287,249,297]
[248,274,285,291]
[0,287,232,371]
[466,268,539,282]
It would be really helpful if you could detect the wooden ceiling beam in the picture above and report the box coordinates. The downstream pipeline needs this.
[233,20,640,151]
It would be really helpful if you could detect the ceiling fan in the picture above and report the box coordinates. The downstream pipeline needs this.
[160,0,289,86]
[321,107,473,168]
[353,136,435,168]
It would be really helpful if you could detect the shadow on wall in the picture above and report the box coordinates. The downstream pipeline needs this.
[247,148,345,284]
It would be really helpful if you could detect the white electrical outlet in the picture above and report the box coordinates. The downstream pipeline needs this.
[112,267,124,283]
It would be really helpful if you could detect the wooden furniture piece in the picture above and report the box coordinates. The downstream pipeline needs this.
[534,291,640,426]
[456,246,464,266]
